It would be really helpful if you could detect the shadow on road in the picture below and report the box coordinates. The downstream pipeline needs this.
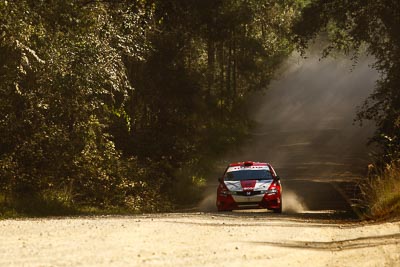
[281,179,360,211]
[250,233,400,251]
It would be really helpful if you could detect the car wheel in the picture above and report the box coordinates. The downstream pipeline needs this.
[273,202,282,213]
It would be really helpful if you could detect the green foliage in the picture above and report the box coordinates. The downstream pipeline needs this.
[116,0,301,204]
[0,0,159,212]
[0,0,302,214]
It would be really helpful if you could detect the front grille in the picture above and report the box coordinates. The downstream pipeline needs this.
[238,203,260,207]
[236,191,262,196]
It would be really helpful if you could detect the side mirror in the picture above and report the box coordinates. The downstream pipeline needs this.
[218,177,223,183]
[275,175,280,181]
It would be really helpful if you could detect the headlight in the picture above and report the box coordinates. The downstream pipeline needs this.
[220,189,237,196]
[267,189,278,195]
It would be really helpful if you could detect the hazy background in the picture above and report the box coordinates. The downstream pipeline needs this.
[241,52,379,179]
[200,52,380,212]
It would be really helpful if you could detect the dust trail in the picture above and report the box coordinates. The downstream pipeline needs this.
[283,190,307,213]
[198,192,217,212]
[200,50,380,212]
[239,52,379,176]
[198,190,307,213]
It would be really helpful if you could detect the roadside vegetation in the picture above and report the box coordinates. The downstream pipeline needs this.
[361,161,400,220]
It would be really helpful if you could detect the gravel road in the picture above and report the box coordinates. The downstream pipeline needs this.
[1,212,399,267]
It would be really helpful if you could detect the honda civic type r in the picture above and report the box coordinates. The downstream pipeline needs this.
[216,161,282,213]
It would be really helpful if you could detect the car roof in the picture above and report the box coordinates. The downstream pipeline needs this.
[226,161,277,176]
[228,161,268,167]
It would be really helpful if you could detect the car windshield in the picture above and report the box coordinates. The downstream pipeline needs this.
[225,169,273,181]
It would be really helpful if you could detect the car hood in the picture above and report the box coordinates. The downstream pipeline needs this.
[224,180,272,192]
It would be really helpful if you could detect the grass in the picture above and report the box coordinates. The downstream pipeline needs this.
[0,193,78,218]
[0,190,173,219]
[360,161,400,220]
[0,197,154,219]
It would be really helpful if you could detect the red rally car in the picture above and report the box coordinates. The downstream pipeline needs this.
[216,161,282,213]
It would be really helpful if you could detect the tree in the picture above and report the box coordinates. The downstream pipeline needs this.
[0,0,305,211]
[113,0,302,203]
[0,0,154,208]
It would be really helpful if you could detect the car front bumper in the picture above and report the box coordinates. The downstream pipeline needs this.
[216,192,281,211]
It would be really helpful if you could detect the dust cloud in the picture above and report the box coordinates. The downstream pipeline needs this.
[283,190,307,213]
[200,50,380,213]
[240,52,379,176]
[197,189,308,213]
[198,192,217,212]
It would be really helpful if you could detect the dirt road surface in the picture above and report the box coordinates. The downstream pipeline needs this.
[1,212,399,267]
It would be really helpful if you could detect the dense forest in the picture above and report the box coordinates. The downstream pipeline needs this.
[1,0,399,215]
